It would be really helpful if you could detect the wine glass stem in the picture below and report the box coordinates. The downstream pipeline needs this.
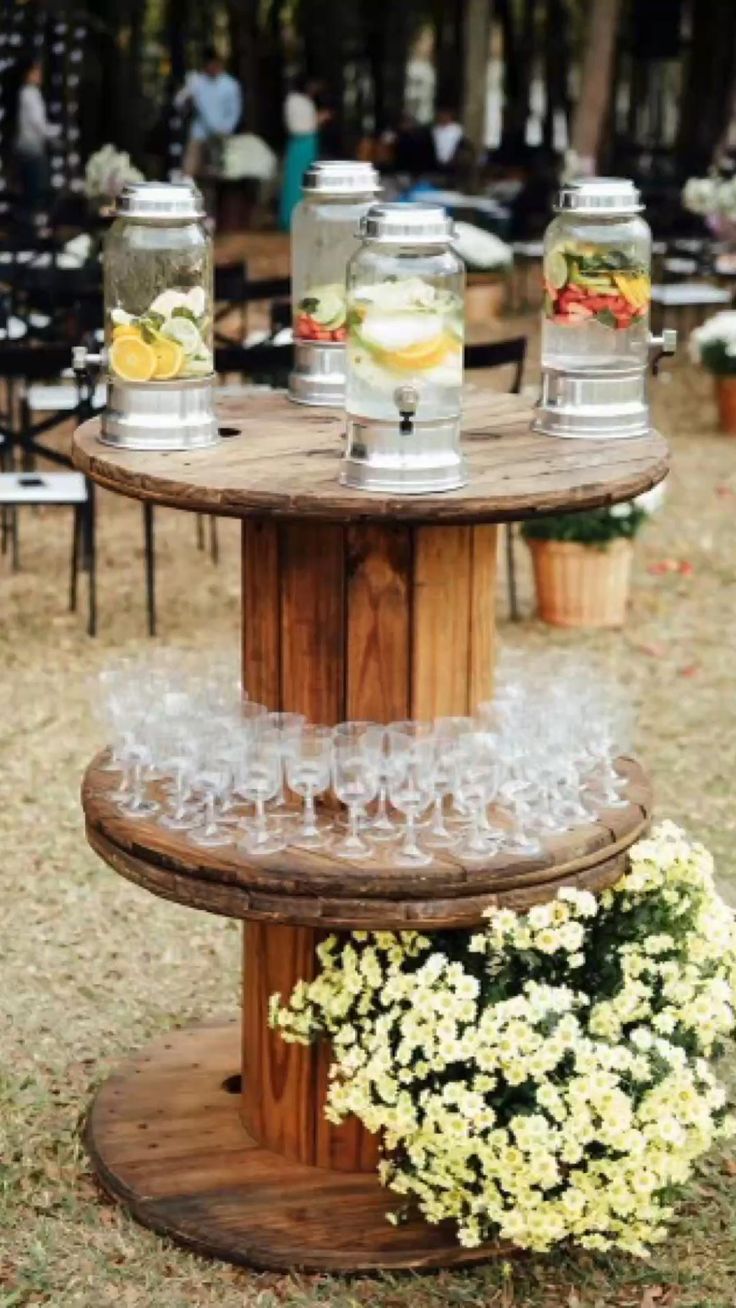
[376,786,388,820]
[349,803,360,843]
[402,811,420,857]
[130,760,144,810]
[302,791,318,838]
[204,791,217,836]
[254,797,268,843]
[431,795,446,835]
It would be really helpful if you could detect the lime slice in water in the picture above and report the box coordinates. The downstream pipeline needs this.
[161,316,202,357]
[544,249,569,290]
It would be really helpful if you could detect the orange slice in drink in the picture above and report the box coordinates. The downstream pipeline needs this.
[109,335,156,382]
[152,336,184,380]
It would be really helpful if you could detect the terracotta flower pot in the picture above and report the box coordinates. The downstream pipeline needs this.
[714,375,736,435]
[527,538,633,629]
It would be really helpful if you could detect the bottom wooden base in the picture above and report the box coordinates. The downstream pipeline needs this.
[86,1020,506,1273]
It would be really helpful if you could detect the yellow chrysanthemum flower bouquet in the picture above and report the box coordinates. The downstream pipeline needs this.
[271,823,736,1256]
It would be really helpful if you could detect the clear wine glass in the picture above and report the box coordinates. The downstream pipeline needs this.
[187,746,234,848]
[237,729,286,856]
[386,727,435,867]
[453,732,502,862]
[286,726,333,849]
[332,727,379,861]
[117,743,160,820]
[267,712,306,815]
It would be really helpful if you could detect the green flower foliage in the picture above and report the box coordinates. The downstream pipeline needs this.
[521,505,647,548]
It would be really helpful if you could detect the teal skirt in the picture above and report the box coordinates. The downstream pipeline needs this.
[279,132,319,231]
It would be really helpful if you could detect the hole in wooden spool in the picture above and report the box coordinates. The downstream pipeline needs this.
[221,1073,242,1094]
[218,426,239,438]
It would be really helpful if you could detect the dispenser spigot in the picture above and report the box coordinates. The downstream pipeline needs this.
[648,328,677,376]
[72,345,105,374]
[394,382,419,435]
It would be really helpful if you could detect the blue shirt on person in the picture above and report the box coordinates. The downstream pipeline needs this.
[180,72,242,141]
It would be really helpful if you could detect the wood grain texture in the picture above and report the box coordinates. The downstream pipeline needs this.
[279,522,344,724]
[241,923,318,1164]
[412,526,473,718]
[469,524,498,708]
[345,524,411,723]
[242,520,280,706]
[72,388,669,525]
[82,754,653,929]
[86,1021,511,1271]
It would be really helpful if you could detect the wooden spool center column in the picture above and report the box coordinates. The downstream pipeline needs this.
[240,517,497,1169]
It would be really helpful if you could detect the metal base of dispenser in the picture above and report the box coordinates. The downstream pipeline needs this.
[288,340,346,407]
[340,414,467,494]
[101,375,219,451]
[532,366,651,440]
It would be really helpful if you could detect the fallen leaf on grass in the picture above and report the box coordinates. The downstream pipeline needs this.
[639,1288,664,1308]
[648,559,680,575]
[679,663,700,677]
[722,1156,736,1175]
[635,641,667,658]
[715,484,735,497]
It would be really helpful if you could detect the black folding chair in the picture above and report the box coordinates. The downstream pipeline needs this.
[215,341,293,388]
[0,342,156,636]
[214,265,292,345]
[464,337,528,620]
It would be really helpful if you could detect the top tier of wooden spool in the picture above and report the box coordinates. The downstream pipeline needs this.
[72,388,669,524]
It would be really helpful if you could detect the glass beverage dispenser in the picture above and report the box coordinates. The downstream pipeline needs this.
[289,160,380,406]
[74,181,217,450]
[341,203,467,493]
[534,177,675,439]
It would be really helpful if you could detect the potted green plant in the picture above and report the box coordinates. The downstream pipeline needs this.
[689,311,736,434]
[521,486,663,628]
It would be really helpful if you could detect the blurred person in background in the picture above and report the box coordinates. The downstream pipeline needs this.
[177,47,242,180]
[11,58,57,228]
[279,76,321,230]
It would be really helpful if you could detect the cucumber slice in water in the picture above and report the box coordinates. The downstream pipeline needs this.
[544,249,569,290]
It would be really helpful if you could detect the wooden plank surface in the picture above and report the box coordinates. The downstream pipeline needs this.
[242,520,281,706]
[468,524,498,708]
[279,522,345,724]
[345,524,412,723]
[411,526,473,718]
[86,1020,512,1271]
[72,387,669,525]
[242,923,318,1164]
[82,753,653,930]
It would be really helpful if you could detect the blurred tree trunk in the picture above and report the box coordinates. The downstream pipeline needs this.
[571,0,621,166]
[462,0,492,158]
[498,0,537,156]
[542,0,570,151]
[433,0,464,105]
[678,0,736,174]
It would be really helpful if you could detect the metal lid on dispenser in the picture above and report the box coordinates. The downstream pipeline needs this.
[303,160,380,195]
[554,177,643,216]
[360,202,455,245]
[114,181,205,220]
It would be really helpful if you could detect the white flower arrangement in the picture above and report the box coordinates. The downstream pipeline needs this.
[452,223,513,272]
[84,144,144,206]
[682,174,736,223]
[271,823,736,1256]
[689,310,736,375]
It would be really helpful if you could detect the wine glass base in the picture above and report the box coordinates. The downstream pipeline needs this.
[391,846,432,868]
[292,828,331,851]
[239,834,287,857]
[188,827,234,848]
[159,808,201,831]
[118,799,160,820]
[333,837,372,861]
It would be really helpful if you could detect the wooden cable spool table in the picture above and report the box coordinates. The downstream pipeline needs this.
[73,388,668,1272]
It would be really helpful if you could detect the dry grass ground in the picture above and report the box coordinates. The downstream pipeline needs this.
[2,336,736,1306]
